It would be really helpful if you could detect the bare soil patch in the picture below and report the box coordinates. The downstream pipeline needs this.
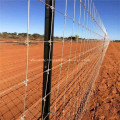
[83,42,120,120]
[0,38,106,120]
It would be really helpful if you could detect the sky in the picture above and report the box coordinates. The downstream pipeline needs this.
[0,0,120,40]
[94,0,120,40]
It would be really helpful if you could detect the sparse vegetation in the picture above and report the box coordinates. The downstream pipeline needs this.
[0,32,44,40]
[0,32,101,42]
[113,40,120,42]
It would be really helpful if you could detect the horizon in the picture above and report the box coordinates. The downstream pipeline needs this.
[0,31,119,41]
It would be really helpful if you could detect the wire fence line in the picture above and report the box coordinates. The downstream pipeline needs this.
[0,0,109,120]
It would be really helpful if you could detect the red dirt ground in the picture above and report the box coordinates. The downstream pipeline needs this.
[83,42,120,120]
[0,38,107,120]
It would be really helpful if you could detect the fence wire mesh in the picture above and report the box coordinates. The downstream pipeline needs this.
[0,0,109,120]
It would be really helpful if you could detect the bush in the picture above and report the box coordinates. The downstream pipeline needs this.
[32,33,41,39]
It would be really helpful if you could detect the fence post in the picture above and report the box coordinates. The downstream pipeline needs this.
[42,0,55,120]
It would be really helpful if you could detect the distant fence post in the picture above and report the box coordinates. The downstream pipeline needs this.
[42,0,55,120]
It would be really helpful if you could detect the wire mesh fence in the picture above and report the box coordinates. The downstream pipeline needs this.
[0,0,109,120]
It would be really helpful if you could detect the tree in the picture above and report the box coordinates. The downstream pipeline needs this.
[12,32,17,36]
[2,32,8,38]
[18,33,27,37]
[67,36,76,41]
[32,33,41,39]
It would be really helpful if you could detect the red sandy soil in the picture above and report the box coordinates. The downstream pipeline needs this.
[83,42,120,120]
[0,38,106,120]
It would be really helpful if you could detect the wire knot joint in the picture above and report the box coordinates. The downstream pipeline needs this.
[24,79,28,86]
[21,115,26,120]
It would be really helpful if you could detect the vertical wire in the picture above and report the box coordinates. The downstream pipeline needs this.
[91,0,94,51]
[93,1,100,117]
[81,0,94,116]
[91,0,93,49]
[84,0,87,65]
[71,0,82,116]
[87,0,92,77]
[100,2,106,64]
[92,0,94,50]
[77,1,85,112]
[90,0,92,54]
[82,0,89,115]
[83,0,88,78]
[83,0,89,103]
[93,1,97,55]
[63,0,75,119]
[86,0,89,61]
[95,4,98,48]
[74,0,82,116]
[71,0,77,81]
[54,0,67,119]
[87,0,90,60]
[22,0,30,119]
[76,0,82,116]
[81,0,86,102]
[94,2,98,53]
[77,1,83,113]
[70,0,76,118]
[82,0,86,69]
[68,0,78,116]
[88,0,91,71]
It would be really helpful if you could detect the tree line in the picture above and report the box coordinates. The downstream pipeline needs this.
[112,40,120,42]
[0,32,93,41]
[0,32,44,40]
